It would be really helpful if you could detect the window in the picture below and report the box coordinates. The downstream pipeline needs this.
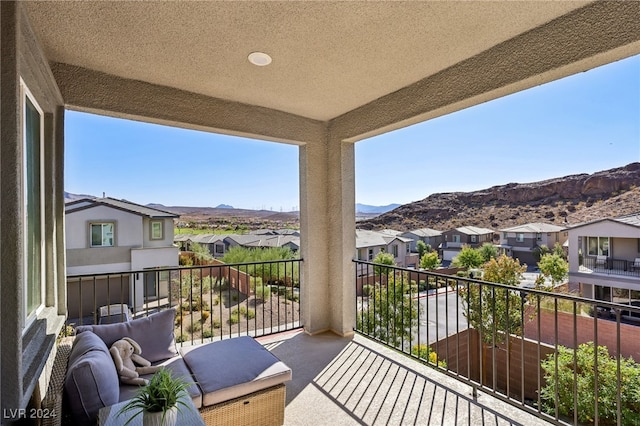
[91,223,114,247]
[516,233,524,242]
[392,244,398,257]
[503,232,507,239]
[470,235,477,243]
[22,82,44,321]
[536,233,542,241]
[368,249,374,260]
[406,244,410,254]
[215,244,225,255]
[453,235,460,243]
[588,236,609,256]
[150,220,163,240]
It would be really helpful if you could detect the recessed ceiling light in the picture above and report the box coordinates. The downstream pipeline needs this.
[248,52,272,66]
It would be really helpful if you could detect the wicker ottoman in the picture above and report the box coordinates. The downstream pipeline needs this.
[181,336,292,426]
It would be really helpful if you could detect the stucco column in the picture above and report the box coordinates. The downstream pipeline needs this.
[299,134,355,336]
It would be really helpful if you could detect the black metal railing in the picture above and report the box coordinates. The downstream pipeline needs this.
[64,259,302,344]
[354,259,640,426]
[581,255,640,277]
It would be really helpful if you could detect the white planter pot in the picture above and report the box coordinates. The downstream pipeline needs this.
[142,407,178,426]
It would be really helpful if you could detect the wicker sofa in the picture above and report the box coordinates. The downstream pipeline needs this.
[44,309,291,426]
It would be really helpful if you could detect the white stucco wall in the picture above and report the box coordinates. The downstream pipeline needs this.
[65,205,144,249]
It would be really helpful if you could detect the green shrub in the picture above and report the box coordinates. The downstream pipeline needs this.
[186,321,201,333]
[228,312,240,325]
[362,284,373,297]
[202,329,214,339]
[418,281,428,292]
[175,334,187,343]
[246,309,255,319]
[540,342,640,425]
[254,284,271,300]
[212,318,221,328]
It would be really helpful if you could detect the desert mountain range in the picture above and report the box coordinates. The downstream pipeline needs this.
[358,162,640,232]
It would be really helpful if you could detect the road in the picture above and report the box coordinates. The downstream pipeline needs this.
[415,290,468,345]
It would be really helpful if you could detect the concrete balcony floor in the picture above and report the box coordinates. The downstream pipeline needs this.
[257,330,553,426]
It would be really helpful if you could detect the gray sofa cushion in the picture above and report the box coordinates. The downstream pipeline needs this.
[181,336,292,406]
[64,331,119,426]
[76,308,177,362]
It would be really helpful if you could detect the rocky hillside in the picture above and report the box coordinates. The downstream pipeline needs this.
[358,163,640,231]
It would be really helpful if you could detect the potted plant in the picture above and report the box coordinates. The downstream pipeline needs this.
[118,368,191,426]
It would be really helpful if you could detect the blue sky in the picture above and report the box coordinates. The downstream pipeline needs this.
[65,54,639,210]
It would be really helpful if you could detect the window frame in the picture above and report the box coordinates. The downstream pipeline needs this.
[21,80,45,326]
[150,220,164,240]
[90,222,115,247]
[516,233,525,243]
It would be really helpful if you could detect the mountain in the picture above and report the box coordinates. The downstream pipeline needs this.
[356,203,401,214]
[358,163,640,231]
[64,191,95,202]
[215,204,234,209]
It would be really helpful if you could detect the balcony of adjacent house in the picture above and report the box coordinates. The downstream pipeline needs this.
[61,260,640,425]
[576,236,640,279]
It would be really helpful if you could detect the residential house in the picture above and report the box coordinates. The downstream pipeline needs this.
[499,222,568,266]
[566,212,640,320]
[225,234,301,253]
[440,226,495,261]
[356,229,416,269]
[2,0,634,417]
[65,197,179,315]
[176,233,301,258]
[401,228,444,253]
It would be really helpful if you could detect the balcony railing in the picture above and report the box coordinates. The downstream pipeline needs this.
[580,255,640,278]
[64,259,302,344]
[354,259,640,426]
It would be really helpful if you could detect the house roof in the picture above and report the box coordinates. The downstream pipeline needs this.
[356,230,412,249]
[224,234,300,249]
[65,197,179,218]
[402,228,443,237]
[566,211,640,231]
[449,226,495,236]
[500,223,565,233]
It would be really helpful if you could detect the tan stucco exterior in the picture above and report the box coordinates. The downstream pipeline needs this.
[2,0,640,414]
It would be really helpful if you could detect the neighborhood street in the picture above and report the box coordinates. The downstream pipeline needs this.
[416,289,468,345]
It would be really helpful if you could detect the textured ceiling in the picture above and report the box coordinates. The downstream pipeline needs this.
[25,1,593,122]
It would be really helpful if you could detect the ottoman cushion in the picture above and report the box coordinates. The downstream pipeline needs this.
[181,336,292,406]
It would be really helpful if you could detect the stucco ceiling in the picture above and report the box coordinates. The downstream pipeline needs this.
[26,2,597,121]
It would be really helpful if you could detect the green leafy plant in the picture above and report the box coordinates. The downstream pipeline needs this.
[357,278,420,349]
[118,368,191,425]
[540,342,640,425]
[419,251,441,270]
[372,251,396,277]
[458,255,526,344]
[537,253,568,287]
[451,246,485,269]
[254,284,271,301]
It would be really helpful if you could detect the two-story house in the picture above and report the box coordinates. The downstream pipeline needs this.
[355,229,416,270]
[65,197,179,317]
[566,212,640,320]
[440,226,495,261]
[499,222,568,266]
[401,228,444,253]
